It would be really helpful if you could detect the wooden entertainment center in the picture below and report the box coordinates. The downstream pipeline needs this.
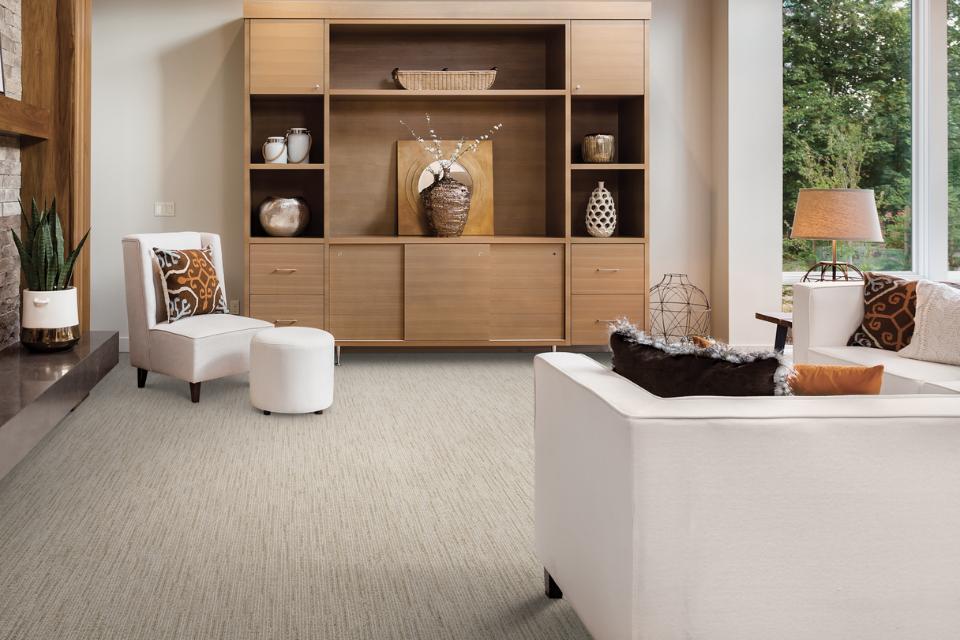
[242,1,650,348]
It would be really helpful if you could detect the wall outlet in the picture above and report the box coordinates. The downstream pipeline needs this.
[229,299,240,314]
[154,201,175,217]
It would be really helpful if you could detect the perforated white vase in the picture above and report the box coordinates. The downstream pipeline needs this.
[586,181,617,238]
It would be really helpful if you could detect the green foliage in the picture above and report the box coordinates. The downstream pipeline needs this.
[783,0,912,273]
[948,0,960,270]
[11,198,90,291]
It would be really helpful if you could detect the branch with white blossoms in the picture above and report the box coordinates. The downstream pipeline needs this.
[400,114,503,174]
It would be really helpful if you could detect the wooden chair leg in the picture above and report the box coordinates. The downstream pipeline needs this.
[137,368,148,388]
[189,382,201,403]
[544,569,563,599]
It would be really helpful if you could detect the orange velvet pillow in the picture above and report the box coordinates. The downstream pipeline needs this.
[789,364,884,396]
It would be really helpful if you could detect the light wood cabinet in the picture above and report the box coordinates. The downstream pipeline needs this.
[571,20,645,95]
[490,244,564,340]
[249,294,324,328]
[249,244,324,294]
[404,244,491,341]
[243,5,651,348]
[571,244,645,294]
[249,19,324,94]
[328,245,404,340]
[572,294,645,345]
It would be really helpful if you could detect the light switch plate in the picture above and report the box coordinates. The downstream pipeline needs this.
[154,201,175,217]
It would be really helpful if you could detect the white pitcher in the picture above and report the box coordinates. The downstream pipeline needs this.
[286,128,312,164]
[262,136,287,164]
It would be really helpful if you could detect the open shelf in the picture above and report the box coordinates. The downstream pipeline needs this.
[329,89,566,100]
[328,96,565,237]
[327,235,566,244]
[250,170,324,239]
[249,236,326,244]
[249,95,324,164]
[571,96,644,164]
[571,169,645,239]
[248,163,325,170]
[329,23,566,90]
[571,163,645,171]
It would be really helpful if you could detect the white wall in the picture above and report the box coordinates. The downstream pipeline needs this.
[91,0,244,346]
[712,0,783,346]
[649,0,715,312]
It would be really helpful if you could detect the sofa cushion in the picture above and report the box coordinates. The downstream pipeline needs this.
[151,314,272,340]
[610,322,792,397]
[152,246,229,322]
[847,273,960,352]
[808,346,960,394]
[789,364,884,396]
[149,315,273,382]
[899,280,960,366]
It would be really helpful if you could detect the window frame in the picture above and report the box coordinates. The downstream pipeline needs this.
[782,0,957,284]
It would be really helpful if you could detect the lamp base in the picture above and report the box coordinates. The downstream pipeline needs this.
[800,261,866,283]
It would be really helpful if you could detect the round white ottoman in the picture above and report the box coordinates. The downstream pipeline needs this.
[250,327,334,415]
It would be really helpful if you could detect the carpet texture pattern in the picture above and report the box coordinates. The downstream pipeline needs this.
[0,353,593,640]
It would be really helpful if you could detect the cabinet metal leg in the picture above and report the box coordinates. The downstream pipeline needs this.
[335,345,341,366]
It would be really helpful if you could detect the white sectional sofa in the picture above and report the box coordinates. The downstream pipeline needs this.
[534,352,960,640]
[793,281,960,394]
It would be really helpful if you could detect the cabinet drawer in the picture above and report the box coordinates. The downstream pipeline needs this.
[249,294,324,329]
[572,244,645,294]
[572,294,645,345]
[249,244,324,295]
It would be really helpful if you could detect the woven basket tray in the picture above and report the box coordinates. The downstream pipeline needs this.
[392,67,497,91]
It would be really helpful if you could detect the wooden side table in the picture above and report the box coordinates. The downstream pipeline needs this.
[755,312,792,353]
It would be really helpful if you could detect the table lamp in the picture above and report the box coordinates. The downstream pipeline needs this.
[790,188,884,281]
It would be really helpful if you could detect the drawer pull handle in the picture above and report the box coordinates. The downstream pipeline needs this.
[272,268,298,274]
[595,319,617,324]
[274,319,299,326]
[595,268,621,273]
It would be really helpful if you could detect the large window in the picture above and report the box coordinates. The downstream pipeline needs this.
[949,0,960,270]
[783,0,913,274]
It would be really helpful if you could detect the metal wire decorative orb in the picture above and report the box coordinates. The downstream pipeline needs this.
[649,273,711,342]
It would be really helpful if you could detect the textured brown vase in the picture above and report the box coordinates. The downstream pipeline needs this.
[421,168,472,237]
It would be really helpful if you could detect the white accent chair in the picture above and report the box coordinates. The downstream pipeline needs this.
[793,281,960,394]
[535,352,960,640]
[122,232,272,402]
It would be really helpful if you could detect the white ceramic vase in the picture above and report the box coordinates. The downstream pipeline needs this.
[586,180,617,238]
[262,136,287,164]
[21,287,81,352]
[286,128,312,164]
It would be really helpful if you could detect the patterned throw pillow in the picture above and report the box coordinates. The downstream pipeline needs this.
[152,247,229,322]
[847,273,960,351]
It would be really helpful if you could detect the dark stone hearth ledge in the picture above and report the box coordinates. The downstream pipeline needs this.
[0,331,119,480]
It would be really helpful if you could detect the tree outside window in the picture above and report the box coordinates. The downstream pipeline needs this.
[783,0,913,273]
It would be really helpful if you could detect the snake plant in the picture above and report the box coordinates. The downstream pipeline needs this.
[11,199,89,291]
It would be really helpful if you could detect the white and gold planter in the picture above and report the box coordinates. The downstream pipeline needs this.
[21,287,81,352]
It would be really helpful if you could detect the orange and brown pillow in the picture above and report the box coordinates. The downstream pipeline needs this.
[153,247,229,322]
[847,273,960,351]
[789,364,884,396]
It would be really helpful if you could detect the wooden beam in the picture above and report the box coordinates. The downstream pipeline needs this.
[0,95,52,139]
[243,1,652,20]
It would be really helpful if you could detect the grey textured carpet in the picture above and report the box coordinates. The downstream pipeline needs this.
[0,353,593,640]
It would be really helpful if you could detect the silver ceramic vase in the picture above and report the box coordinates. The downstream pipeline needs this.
[258,196,310,237]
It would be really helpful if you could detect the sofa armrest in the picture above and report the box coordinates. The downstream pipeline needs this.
[792,282,864,363]
[534,353,642,640]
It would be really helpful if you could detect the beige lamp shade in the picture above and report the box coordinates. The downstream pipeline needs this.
[791,189,884,242]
